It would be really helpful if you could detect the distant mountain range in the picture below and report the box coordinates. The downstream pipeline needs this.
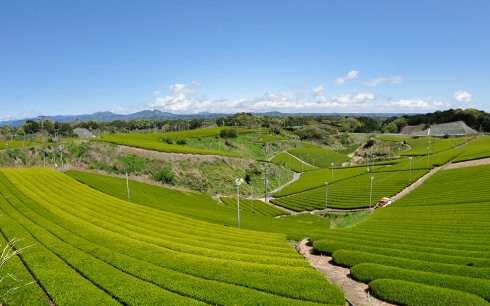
[0,110,417,128]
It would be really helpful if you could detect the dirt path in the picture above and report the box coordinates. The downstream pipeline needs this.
[444,157,490,169]
[297,239,394,306]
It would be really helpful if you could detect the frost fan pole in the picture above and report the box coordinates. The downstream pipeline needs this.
[369,177,374,209]
[236,178,243,229]
[126,172,130,202]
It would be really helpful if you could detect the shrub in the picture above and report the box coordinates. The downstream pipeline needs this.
[175,136,189,145]
[364,139,375,148]
[160,137,174,144]
[219,129,238,138]
[120,154,146,174]
[369,279,488,306]
[151,166,176,185]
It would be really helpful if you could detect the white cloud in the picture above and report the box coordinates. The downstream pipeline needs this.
[229,92,307,111]
[389,76,404,84]
[331,91,375,104]
[453,90,472,103]
[387,99,444,110]
[153,89,161,95]
[149,81,202,112]
[334,70,359,85]
[313,84,326,96]
[363,75,404,87]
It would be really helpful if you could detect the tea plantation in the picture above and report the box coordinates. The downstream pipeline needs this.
[220,196,289,216]
[271,152,318,172]
[66,170,331,240]
[312,164,490,305]
[288,148,350,169]
[272,169,429,210]
[92,127,256,157]
[0,168,345,305]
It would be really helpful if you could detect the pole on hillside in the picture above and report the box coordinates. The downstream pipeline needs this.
[236,178,243,229]
[60,145,64,172]
[427,147,430,170]
[278,175,281,195]
[369,177,374,208]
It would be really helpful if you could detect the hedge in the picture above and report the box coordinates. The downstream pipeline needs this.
[351,263,490,301]
[369,279,489,306]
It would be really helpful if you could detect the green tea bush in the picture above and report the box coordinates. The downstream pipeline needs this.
[351,263,490,301]
[0,168,345,305]
[331,250,490,280]
[369,279,489,306]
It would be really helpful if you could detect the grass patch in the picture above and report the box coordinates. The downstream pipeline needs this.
[324,210,371,228]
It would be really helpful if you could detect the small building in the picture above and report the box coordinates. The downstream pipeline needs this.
[411,121,477,137]
[73,127,94,138]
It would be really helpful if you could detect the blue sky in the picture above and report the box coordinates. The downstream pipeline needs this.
[1,0,489,120]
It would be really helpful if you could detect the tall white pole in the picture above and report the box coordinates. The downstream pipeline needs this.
[331,163,334,181]
[427,147,430,170]
[126,172,130,202]
[278,175,280,195]
[60,145,64,172]
[236,180,241,229]
[369,177,374,208]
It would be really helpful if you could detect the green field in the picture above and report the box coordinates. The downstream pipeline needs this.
[271,152,318,172]
[255,134,288,143]
[312,164,490,304]
[271,169,429,210]
[0,140,41,150]
[288,148,350,169]
[92,127,258,157]
[398,136,474,156]
[220,196,289,216]
[453,136,490,163]
[0,168,345,305]
[66,170,331,240]
[273,166,377,197]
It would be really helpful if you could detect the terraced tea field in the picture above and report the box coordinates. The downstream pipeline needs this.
[312,164,490,305]
[288,148,350,169]
[273,166,377,197]
[67,171,331,240]
[377,135,476,156]
[220,196,289,216]
[255,134,287,143]
[271,152,318,172]
[92,127,257,157]
[453,135,490,162]
[272,169,428,210]
[0,168,345,305]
